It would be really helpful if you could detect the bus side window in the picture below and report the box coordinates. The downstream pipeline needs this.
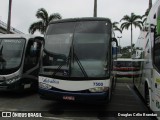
[157,6,160,36]
[153,37,160,72]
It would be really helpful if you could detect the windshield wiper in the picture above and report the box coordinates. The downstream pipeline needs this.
[73,52,88,78]
[52,62,66,76]
[51,50,88,78]
[52,47,71,77]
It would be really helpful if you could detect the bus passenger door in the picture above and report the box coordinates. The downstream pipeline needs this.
[23,38,43,76]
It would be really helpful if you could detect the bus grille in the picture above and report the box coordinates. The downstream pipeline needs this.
[51,87,90,93]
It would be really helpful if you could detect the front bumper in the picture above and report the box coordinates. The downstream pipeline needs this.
[39,89,109,103]
[0,80,22,91]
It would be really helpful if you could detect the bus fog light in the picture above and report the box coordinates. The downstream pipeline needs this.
[6,76,20,84]
[89,87,109,92]
[39,82,52,90]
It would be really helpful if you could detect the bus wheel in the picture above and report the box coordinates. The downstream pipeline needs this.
[145,83,150,107]
[107,87,112,103]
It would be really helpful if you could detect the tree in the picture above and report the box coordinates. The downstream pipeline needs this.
[120,13,142,57]
[142,14,147,24]
[141,14,148,31]
[112,22,122,37]
[121,46,130,58]
[140,0,153,31]
[29,8,62,35]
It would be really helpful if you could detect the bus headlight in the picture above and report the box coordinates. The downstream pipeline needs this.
[89,87,109,93]
[39,82,52,90]
[6,76,20,84]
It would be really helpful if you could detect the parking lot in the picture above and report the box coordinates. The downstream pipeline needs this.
[0,79,157,120]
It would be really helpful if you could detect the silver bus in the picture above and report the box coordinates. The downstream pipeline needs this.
[0,34,44,91]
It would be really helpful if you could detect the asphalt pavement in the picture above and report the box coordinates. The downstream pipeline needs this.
[0,78,157,120]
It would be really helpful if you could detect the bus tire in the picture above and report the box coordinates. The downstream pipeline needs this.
[107,87,112,103]
[111,77,116,91]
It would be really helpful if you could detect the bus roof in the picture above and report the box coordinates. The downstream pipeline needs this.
[49,17,111,24]
[0,34,43,41]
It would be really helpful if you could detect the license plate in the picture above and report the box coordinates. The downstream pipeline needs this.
[63,96,75,101]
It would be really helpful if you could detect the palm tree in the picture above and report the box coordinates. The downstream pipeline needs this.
[120,13,143,57]
[141,14,147,31]
[112,22,122,37]
[142,14,147,23]
[141,0,152,31]
[29,8,62,35]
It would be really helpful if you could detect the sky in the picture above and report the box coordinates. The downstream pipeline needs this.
[0,0,157,47]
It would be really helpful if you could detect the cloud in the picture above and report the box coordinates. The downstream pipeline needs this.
[0,0,157,46]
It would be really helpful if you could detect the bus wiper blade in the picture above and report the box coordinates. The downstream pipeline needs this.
[73,52,88,78]
[52,62,66,76]
[52,56,70,77]
[52,48,71,77]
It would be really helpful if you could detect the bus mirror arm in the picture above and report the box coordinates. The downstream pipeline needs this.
[112,38,118,47]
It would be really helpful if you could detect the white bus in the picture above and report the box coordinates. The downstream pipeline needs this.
[38,17,118,103]
[0,34,44,91]
[133,0,160,118]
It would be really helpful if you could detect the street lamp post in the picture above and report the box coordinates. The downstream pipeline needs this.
[117,36,122,54]
[93,0,97,17]
[117,36,122,46]
[7,0,12,33]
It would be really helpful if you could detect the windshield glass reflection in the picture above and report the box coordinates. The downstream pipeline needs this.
[0,39,25,70]
[43,20,111,78]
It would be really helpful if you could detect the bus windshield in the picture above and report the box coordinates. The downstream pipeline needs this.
[43,20,111,79]
[0,38,25,71]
